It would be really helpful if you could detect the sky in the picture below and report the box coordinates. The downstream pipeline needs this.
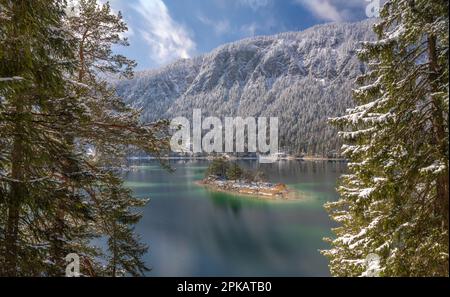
[105,0,373,70]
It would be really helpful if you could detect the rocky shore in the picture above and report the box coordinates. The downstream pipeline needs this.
[197,176,300,200]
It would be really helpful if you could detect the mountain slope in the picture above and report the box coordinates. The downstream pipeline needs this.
[115,20,376,156]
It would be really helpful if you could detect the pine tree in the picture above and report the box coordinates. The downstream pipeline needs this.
[67,0,136,84]
[96,173,149,277]
[323,0,448,276]
[64,0,170,276]
[0,0,170,276]
[226,163,243,180]
[206,158,230,178]
[0,0,96,276]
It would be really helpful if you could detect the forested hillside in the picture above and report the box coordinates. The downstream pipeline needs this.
[116,20,376,156]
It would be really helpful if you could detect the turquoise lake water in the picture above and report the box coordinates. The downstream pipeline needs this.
[123,160,346,276]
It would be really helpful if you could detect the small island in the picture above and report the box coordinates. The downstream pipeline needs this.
[197,158,301,200]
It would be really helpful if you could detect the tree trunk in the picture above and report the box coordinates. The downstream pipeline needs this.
[5,98,25,276]
[50,206,66,276]
[112,222,117,277]
[427,34,449,232]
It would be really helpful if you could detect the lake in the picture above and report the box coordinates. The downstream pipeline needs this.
[124,160,346,276]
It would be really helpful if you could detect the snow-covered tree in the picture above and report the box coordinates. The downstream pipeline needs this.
[66,0,136,84]
[0,0,96,276]
[95,173,149,277]
[0,0,170,276]
[323,0,449,276]
[63,0,170,276]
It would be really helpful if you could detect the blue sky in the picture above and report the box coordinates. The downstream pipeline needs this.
[105,0,371,70]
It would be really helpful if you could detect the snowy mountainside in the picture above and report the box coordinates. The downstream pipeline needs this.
[115,20,376,155]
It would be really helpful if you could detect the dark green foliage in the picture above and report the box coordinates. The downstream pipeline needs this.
[0,0,94,276]
[96,173,149,277]
[226,163,243,180]
[205,158,230,178]
[323,0,449,276]
[205,159,265,182]
[0,0,170,276]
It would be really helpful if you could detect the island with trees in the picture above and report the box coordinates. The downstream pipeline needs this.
[197,158,300,200]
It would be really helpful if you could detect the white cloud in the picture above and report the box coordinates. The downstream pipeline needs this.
[197,14,231,35]
[240,23,259,36]
[238,0,271,10]
[294,0,366,22]
[240,17,280,37]
[133,0,196,65]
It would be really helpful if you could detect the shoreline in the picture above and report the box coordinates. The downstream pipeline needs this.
[128,156,347,162]
[195,180,303,201]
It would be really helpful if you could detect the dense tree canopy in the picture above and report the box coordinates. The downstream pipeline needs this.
[324,0,449,276]
[0,0,170,276]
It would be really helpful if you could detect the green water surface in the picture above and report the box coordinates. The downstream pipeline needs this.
[123,160,345,276]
